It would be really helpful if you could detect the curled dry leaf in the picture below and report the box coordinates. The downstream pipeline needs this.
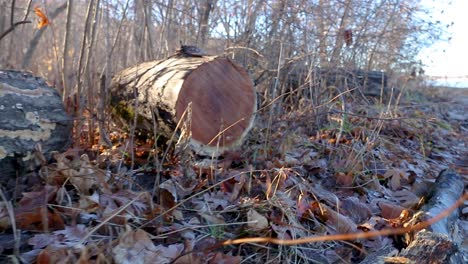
[209,252,242,264]
[78,192,100,212]
[384,168,403,191]
[29,225,88,249]
[335,171,354,187]
[15,186,64,231]
[113,228,184,264]
[320,204,357,234]
[378,201,407,219]
[99,191,151,225]
[393,189,421,208]
[36,246,78,264]
[229,174,246,202]
[340,196,372,224]
[54,153,103,195]
[160,179,178,202]
[247,208,269,231]
[34,7,50,29]
[200,213,226,225]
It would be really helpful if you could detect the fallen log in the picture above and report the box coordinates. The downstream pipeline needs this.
[0,70,72,190]
[110,52,257,156]
[359,169,465,264]
[397,169,465,264]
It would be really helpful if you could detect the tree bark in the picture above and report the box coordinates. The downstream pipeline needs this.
[0,70,72,183]
[61,0,74,100]
[359,169,465,264]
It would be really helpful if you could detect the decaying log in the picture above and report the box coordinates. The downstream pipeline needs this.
[360,169,466,264]
[0,70,72,180]
[110,54,257,156]
[397,169,465,264]
[419,168,464,235]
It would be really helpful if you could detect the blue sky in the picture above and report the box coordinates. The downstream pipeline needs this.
[417,0,468,87]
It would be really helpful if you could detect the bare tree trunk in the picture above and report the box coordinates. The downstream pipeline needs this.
[186,0,198,43]
[100,0,130,77]
[157,0,174,57]
[244,0,263,46]
[329,0,352,66]
[84,0,101,146]
[197,0,215,47]
[133,0,145,61]
[143,0,155,60]
[73,0,96,145]
[61,0,74,100]
[6,0,17,64]
[0,1,6,34]
[317,0,329,67]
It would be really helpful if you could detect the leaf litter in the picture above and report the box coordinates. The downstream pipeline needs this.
[0,87,466,263]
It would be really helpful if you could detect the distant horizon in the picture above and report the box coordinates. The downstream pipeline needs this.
[418,0,468,89]
[425,76,468,89]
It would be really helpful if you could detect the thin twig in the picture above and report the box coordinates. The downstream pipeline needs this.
[222,192,467,246]
[0,21,31,42]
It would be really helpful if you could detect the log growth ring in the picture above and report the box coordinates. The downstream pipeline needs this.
[176,57,256,153]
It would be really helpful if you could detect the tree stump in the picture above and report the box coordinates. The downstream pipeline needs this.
[110,54,257,156]
[0,70,72,181]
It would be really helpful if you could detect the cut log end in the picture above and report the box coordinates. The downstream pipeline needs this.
[176,57,256,154]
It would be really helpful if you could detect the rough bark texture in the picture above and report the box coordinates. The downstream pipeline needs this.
[397,169,465,264]
[110,54,256,156]
[0,70,72,180]
[399,230,459,264]
[359,169,465,264]
[419,169,464,235]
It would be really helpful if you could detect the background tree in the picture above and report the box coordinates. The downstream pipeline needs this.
[0,0,450,143]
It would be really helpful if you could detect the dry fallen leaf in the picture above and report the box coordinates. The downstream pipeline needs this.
[247,208,269,231]
[200,213,226,225]
[340,196,371,224]
[113,228,183,264]
[319,204,357,234]
[378,201,407,219]
[209,252,242,264]
[37,246,76,264]
[34,7,50,29]
[384,168,403,191]
[335,171,354,187]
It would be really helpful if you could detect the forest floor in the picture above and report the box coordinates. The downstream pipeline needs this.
[0,85,467,264]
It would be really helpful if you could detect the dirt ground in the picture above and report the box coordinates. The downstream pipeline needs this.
[424,86,468,104]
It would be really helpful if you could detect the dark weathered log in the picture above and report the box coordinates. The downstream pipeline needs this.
[110,54,257,156]
[0,70,72,179]
[419,169,464,235]
[360,169,465,264]
[281,67,388,98]
[399,230,461,264]
[397,169,465,264]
